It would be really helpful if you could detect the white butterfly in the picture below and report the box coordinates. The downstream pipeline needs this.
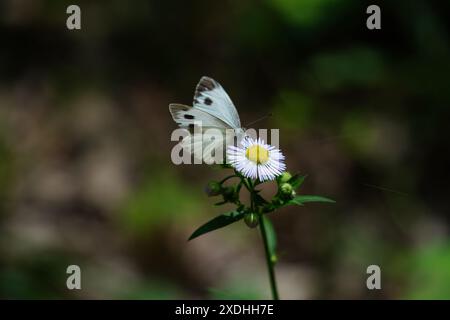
[169,76,246,164]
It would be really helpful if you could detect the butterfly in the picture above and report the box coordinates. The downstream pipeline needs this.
[169,76,246,164]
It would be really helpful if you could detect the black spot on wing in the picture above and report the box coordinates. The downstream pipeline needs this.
[194,76,217,100]
[169,104,193,124]
[184,114,194,119]
[204,97,213,105]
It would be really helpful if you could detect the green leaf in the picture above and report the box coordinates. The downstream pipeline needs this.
[289,174,307,189]
[290,195,335,205]
[254,192,269,206]
[262,216,277,258]
[283,199,303,207]
[188,211,244,241]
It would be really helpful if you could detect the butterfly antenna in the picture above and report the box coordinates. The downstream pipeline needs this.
[245,113,273,127]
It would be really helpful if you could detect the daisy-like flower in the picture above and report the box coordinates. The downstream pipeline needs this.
[227,137,286,181]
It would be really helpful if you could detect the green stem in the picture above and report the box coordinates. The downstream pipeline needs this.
[247,177,279,300]
[259,214,279,300]
[219,174,237,185]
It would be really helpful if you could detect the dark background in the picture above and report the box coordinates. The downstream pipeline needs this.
[0,0,449,299]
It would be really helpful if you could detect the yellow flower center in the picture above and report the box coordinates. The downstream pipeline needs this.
[246,144,269,164]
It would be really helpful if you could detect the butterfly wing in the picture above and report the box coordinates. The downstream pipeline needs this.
[193,76,241,129]
[180,129,227,164]
[169,103,230,129]
[169,77,243,164]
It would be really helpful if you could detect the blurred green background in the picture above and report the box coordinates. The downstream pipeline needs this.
[0,0,449,299]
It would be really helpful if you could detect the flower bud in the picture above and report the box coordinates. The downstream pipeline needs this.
[205,181,222,197]
[278,172,292,184]
[244,213,259,228]
[280,182,293,196]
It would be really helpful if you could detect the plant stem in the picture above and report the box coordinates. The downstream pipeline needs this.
[248,177,279,300]
[259,214,279,300]
[219,174,237,185]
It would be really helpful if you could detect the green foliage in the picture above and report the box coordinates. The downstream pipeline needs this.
[0,251,74,299]
[269,0,340,27]
[341,113,379,158]
[189,168,334,299]
[289,195,336,205]
[310,47,387,90]
[121,171,203,233]
[189,211,245,240]
[285,174,307,189]
[190,170,335,244]
[405,242,450,299]
[273,91,314,132]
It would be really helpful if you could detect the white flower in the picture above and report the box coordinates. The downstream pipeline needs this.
[227,137,286,181]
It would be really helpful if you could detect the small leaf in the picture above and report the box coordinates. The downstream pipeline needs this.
[285,199,303,207]
[262,215,277,263]
[254,193,269,206]
[188,211,244,240]
[290,195,335,205]
[289,174,307,189]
